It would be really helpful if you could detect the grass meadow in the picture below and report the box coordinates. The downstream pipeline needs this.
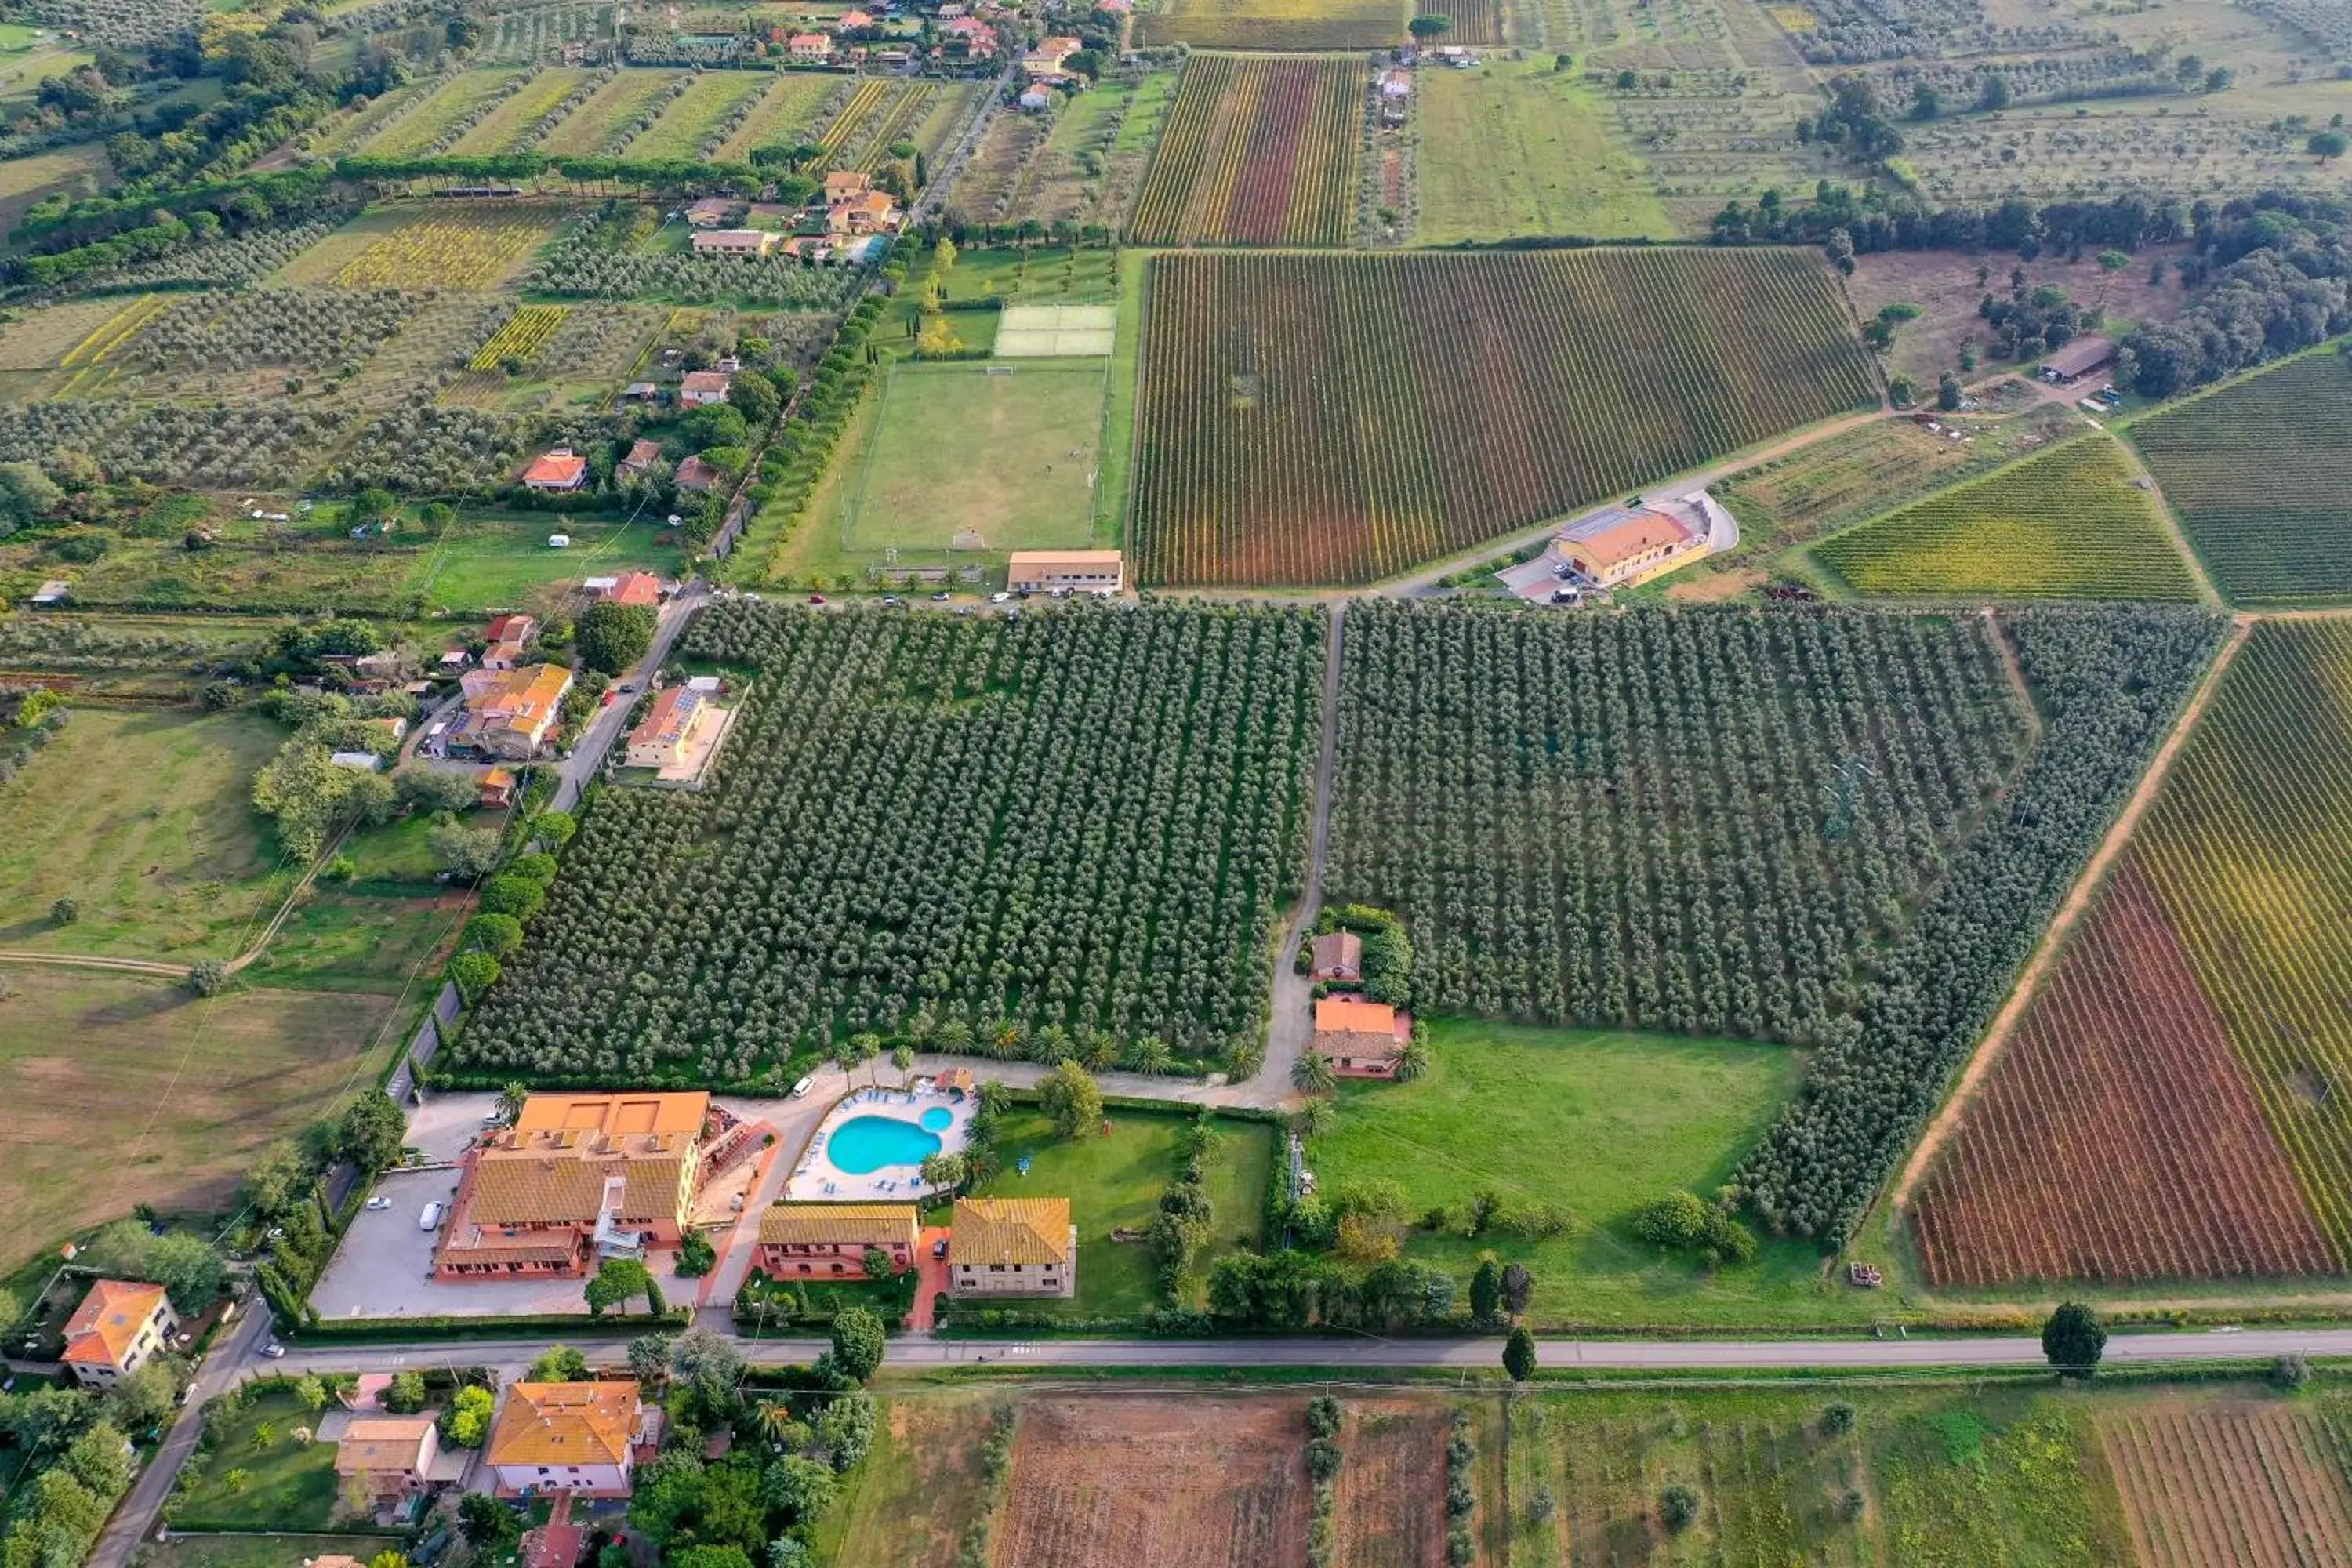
[1306,1018,1898,1330]
[1416,61,1671,242]
[0,967,397,1276]
[173,1389,342,1530]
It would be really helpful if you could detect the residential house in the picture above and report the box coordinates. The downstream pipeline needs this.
[679,369,735,407]
[826,190,901,235]
[949,1197,1075,1298]
[615,438,662,481]
[1551,505,1700,589]
[435,1092,711,1279]
[823,169,872,204]
[1024,34,1082,74]
[691,228,782,257]
[601,570,665,608]
[1007,549,1123,594]
[485,1381,654,1498]
[1312,996,1412,1079]
[755,1203,919,1278]
[839,7,875,25]
[478,766,517,809]
[684,196,734,228]
[1379,66,1412,100]
[619,382,664,406]
[787,32,833,60]
[1017,79,1056,111]
[674,455,721,493]
[623,684,717,770]
[481,613,538,670]
[1309,929,1363,983]
[335,1415,441,1511]
[453,663,574,762]
[59,1279,176,1388]
[521,448,590,493]
[941,15,996,55]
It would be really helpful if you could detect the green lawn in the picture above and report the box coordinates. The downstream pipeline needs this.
[142,1536,407,1568]
[238,881,464,996]
[1415,62,1672,243]
[176,1392,341,1530]
[842,361,1108,557]
[405,516,683,615]
[340,812,446,886]
[960,1107,1275,1319]
[0,706,293,958]
[1307,1019,1896,1330]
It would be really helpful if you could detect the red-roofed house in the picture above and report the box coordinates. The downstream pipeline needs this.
[679,369,734,408]
[826,190,901,235]
[624,684,717,770]
[616,438,662,481]
[521,448,589,493]
[602,571,665,608]
[482,613,537,670]
[1024,34,1082,74]
[60,1279,176,1388]
[942,15,996,53]
[1311,996,1412,1078]
[788,32,832,60]
[840,8,875,25]
[674,455,720,492]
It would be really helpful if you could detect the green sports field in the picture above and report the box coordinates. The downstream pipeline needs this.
[844,361,1108,555]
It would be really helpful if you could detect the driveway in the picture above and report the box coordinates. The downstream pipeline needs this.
[551,584,706,812]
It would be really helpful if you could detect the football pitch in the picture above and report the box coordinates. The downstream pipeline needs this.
[843,360,1109,554]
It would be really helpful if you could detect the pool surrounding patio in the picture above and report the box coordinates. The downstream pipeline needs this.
[786,1087,975,1201]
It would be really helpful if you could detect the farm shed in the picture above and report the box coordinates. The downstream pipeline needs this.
[2038,335,2116,384]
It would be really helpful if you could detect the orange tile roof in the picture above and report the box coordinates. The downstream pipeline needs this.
[60,1279,169,1368]
[629,687,705,751]
[1315,996,1397,1036]
[606,571,663,607]
[514,1091,708,1139]
[487,1381,641,1468]
[952,1197,1072,1267]
[761,1203,919,1248]
[336,1415,437,1476]
[1563,510,1693,572]
[522,451,588,488]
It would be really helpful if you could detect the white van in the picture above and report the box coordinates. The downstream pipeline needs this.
[790,1076,815,1099]
[419,1201,445,1231]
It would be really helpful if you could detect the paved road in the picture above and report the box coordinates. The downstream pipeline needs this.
[244,1325,2352,1377]
[549,583,708,814]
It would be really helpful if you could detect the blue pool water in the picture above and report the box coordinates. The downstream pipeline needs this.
[920,1106,953,1132]
[827,1114,942,1174]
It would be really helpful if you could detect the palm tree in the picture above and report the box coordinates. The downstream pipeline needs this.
[495,1081,528,1123]
[754,1399,797,1445]
[1392,1038,1430,1083]
[1290,1101,1336,1142]
[1122,1038,1174,1076]
[1291,1051,1336,1096]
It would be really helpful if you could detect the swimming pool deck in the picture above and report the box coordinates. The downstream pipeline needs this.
[785,1085,976,1203]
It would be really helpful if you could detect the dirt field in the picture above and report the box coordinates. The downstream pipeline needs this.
[1845,245,2194,389]
[2101,1398,2352,1566]
[1334,1402,1446,1568]
[0,966,398,1272]
[993,1396,1312,1566]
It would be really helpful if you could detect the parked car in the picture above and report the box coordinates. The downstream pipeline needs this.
[930,591,951,601]
[365,1196,392,1211]
[932,1236,949,1260]
[790,1076,814,1098]
[260,1342,285,1359]
[808,593,827,605]
[419,1201,444,1230]
[990,591,1011,603]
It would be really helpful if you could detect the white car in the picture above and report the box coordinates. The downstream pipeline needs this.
[365,1196,392,1211]
[419,1201,444,1231]
[790,1076,814,1099]
[990,592,1011,604]
[260,1342,285,1359]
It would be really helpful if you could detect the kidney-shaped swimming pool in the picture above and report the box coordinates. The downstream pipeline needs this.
[826,1113,944,1174]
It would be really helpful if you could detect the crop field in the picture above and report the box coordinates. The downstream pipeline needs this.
[1813,434,2202,602]
[622,70,770,161]
[1136,0,1406,49]
[1415,61,1671,243]
[0,296,155,372]
[1720,407,2075,554]
[841,361,1107,556]
[1130,249,1878,586]
[1416,0,1501,41]
[454,604,1322,1083]
[282,205,564,291]
[1909,859,2339,1287]
[1331,1403,1446,1566]
[2100,1399,2352,1567]
[1132,55,1363,247]
[2126,350,2352,604]
[1330,601,2028,1044]
[356,67,523,157]
[304,76,437,158]
[994,1398,1312,1566]
[0,967,398,1276]
[467,304,572,370]
[539,68,685,155]
[447,67,593,155]
[714,72,842,162]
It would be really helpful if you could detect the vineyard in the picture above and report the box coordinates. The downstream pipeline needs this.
[1135,0,1407,50]
[1131,55,1363,247]
[1329,602,2031,1040]
[620,71,771,162]
[2111,620,2352,1261]
[291,206,564,291]
[453,603,1323,1084]
[1813,434,2202,601]
[2100,1400,2352,1568]
[1735,604,2223,1240]
[1131,249,1879,586]
[467,305,572,371]
[1910,859,2339,1287]
[447,67,597,155]
[2126,350,2352,604]
[353,70,524,158]
[714,74,844,163]
[539,69,687,156]
[1415,0,1501,43]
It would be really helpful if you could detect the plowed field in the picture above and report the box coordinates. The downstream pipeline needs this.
[2101,1400,2352,1567]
